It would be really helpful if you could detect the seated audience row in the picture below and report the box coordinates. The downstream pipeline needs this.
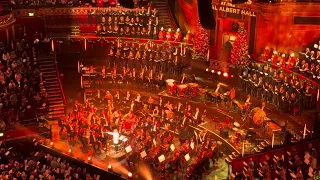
[234,143,318,180]
[0,40,47,130]
[0,140,100,179]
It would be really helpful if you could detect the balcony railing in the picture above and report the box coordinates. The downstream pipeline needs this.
[0,12,16,28]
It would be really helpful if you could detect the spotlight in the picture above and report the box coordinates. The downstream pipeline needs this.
[223,72,228,77]
[206,68,208,72]
[68,149,72,154]
[108,164,112,171]
[211,70,214,73]
[50,142,54,147]
[217,71,221,75]
[128,172,133,178]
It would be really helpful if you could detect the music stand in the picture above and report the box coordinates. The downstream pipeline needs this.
[140,151,147,159]
[184,154,190,162]
[170,144,175,151]
[158,155,165,163]
[125,146,132,153]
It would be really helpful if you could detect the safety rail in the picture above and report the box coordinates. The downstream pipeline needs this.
[53,52,67,105]
[231,139,320,174]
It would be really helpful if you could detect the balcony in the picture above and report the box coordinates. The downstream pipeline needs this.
[0,11,16,29]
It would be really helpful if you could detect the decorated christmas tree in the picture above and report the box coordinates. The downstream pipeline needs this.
[229,25,249,65]
[193,21,210,59]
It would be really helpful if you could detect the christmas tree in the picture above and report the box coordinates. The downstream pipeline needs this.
[193,21,210,59]
[229,25,249,65]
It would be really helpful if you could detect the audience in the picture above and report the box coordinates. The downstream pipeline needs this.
[0,39,47,131]
[0,139,100,180]
[234,143,318,180]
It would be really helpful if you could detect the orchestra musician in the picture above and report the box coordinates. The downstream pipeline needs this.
[180,73,187,84]
[193,108,200,125]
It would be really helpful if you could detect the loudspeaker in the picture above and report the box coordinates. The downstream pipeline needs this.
[198,0,216,30]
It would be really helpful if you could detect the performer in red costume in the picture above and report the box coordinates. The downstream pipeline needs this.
[173,28,182,42]
[183,30,193,44]
[166,28,174,41]
[158,27,166,40]
[279,54,287,67]
[286,53,295,69]
[271,51,278,65]
[263,46,271,61]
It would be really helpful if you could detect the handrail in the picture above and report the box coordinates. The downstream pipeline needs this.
[0,12,16,28]
[164,0,178,29]
[50,35,193,46]
[256,58,320,87]
[53,52,67,105]
[231,139,320,174]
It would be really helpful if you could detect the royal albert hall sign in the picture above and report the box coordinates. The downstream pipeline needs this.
[212,1,256,17]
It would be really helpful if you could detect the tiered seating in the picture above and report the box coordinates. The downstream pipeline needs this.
[0,139,102,180]
[0,40,48,130]
[232,141,319,179]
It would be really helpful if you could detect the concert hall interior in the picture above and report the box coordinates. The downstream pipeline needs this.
[0,0,319,179]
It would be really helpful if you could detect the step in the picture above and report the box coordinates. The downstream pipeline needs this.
[41,67,56,71]
[39,62,55,67]
[49,103,65,108]
[48,97,63,102]
[49,106,65,111]
[48,110,65,115]
[46,87,61,91]
[38,59,54,64]
[45,77,58,81]
[49,100,64,105]
[47,93,62,98]
[43,74,57,78]
[45,80,59,85]
[42,70,57,74]
[45,84,60,88]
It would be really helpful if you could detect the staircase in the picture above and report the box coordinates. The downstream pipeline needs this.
[38,54,66,119]
[152,0,177,30]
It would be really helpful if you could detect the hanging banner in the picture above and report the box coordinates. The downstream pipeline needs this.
[212,1,256,17]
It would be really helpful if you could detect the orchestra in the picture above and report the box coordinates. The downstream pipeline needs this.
[58,89,217,178]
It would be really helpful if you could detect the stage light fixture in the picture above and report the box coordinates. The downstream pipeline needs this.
[223,72,228,77]
[211,70,214,73]
[206,68,209,72]
[217,71,221,75]
[128,172,133,178]
[108,164,112,170]
[68,149,72,154]
[50,142,54,147]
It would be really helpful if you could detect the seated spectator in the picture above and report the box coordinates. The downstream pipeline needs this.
[0,40,47,130]
[0,140,101,180]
